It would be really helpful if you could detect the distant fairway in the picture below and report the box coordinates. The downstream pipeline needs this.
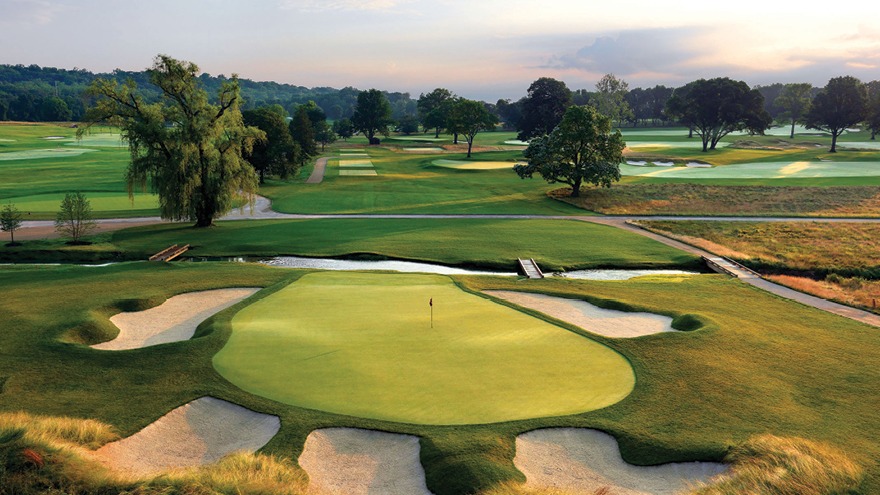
[621,161,880,179]
[65,133,128,148]
[9,191,159,214]
[432,159,519,170]
[0,148,99,160]
[214,272,635,425]
[627,141,731,150]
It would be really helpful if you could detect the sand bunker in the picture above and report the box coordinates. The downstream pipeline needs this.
[503,139,530,145]
[686,162,712,168]
[299,428,432,495]
[93,396,280,476]
[652,161,674,167]
[485,291,675,338]
[93,288,260,350]
[626,160,647,166]
[516,428,726,495]
[432,159,519,170]
[403,147,444,152]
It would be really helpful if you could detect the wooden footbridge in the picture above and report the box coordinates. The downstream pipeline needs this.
[517,258,544,279]
[149,244,190,262]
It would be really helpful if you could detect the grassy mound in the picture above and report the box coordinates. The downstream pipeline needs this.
[691,434,863,495]
[215,272,635,424]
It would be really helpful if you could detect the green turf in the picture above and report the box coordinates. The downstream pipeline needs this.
[2,263,880,493]
[215,271,634,424]
[9,191,159,215]
[0,124,158,219]
[621,161,880,179]
[432,159,521,170]
[106,218,699,271]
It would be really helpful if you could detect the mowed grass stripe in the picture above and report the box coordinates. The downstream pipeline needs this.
[215,272,634,425]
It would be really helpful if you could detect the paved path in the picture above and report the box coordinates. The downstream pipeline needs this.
[13,198,880,328]
[306,157,328,184]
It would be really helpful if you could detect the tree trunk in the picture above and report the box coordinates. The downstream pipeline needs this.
[434,127,440,138]
[259,168,265,185]
[790,119,796,139]
[569,179,582,197]
[688,127,694,138]
[453,133,459,144]
[830,132,838,153]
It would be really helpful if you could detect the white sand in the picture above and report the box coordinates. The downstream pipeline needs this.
[686,162,712,168]
[299,428,433,495]
[484,291,675,338]
[516,428,726,495]
[93,396,280,476]
[652,161,674,167]
[93,288,260,350]
[626,160,647,166]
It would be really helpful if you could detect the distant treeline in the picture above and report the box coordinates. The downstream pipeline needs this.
[0,64,417,122]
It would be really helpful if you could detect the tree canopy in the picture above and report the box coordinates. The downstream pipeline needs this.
[775,83,814,138]
[805,76,867,152]
[54,192,96,243]
[867,81,880,140]
[514,105,625,197]
[290,105,317,159]
[83,55,263,227]
[592,74,632,127]
[666,78,770,151]
[352,89,394,143]
[242,107,299,183]
[0,202,23,246]
[417,88,454,137]
[445,99,497,157]
[516,77,572,141]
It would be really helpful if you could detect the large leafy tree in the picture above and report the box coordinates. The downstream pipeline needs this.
[445,99,498,158]
[242,107,299,183]
[666,78,770,151]
[516,77,572,141]
[592,73,632,127]
[289,105,317,159]
[514,105,625,198]
[333,118,354,140]
[352,89,394,144]
[417,88,454,137]
[775,83,814,138]
[805,76,867,152]
[863,80,879,140]
[83,55,263,227]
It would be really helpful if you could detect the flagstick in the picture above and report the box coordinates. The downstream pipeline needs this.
[430,298,433,329]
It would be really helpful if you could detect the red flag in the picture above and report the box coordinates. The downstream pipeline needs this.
[429,298,433,307]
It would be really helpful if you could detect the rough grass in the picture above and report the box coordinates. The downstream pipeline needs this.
[478,481,597,495]
[554,184,880,217]
[690,434,863,495]
[767,274,880,314]
[2,263,880,493]
[0,411,308,495]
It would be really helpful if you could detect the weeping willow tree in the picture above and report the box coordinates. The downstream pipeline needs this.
[82,55,264,227]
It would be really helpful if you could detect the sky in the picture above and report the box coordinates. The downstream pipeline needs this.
[1,0,879,101]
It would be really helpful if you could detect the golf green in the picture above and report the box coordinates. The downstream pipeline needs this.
[214,272,635,425]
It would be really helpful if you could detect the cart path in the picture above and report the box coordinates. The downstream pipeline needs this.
[306,157,329,184]
[13,199,880,328]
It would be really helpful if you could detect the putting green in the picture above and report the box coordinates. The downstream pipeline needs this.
[214,272,635,425]
[8,192,159,213]
[432,159,520,170]
[65,133,128,148]
[620,160,880,179]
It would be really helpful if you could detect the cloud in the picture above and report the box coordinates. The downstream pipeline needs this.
[279,0,411,11]
[542,28,710,77]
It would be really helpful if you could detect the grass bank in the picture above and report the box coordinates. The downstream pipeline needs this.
[1,264,879,493]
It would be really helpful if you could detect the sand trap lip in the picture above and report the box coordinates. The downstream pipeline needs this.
[299,428,432,495]
[432,159,520,170]
[92,288,260,350]
[516,428,726,495]
[485,290,675,338]
[93,396,280,477]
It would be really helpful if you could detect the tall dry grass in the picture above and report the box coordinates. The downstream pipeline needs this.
[689,434,863,495]
[769,274,880,314]
[0,411,308,495]
[479,481,608,495]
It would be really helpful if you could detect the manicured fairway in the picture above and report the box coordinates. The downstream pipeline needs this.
[432,159,520,170]
[621,160,880,179]
[214,272,635,425]
[10,191,159,214]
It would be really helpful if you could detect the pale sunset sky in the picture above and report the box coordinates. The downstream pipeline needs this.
[1,0,878,100]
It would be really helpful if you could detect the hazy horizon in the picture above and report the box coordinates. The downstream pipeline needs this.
[2,0,878,101]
